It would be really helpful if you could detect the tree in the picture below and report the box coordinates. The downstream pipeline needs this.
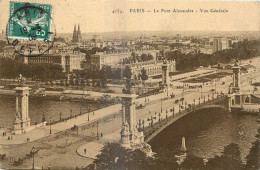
[87,142,153,170]
[181,154,205,169]
[245,128,260,169]
[222,143,242,170]
[140,67,148,81]
[206,155,224,170]
[206,143,243,170]
[153,149,180,170]
[100,65,112,88]
[113,68,121,79]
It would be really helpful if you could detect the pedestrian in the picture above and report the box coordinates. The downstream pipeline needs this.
[101,132,103,138]
[84,148,86,154]
[8,136,10,140]
[93,112,94,115]
[2,132,4,136]
[48,164,51,170]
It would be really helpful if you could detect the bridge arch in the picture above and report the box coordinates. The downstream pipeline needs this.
[144,104,226,143]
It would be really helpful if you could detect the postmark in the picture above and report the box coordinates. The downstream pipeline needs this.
[6,2,56,57]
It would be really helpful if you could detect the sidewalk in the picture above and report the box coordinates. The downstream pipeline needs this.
[0,104,121,145]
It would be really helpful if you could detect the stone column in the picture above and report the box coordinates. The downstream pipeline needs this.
[227,94,232,112]
[16,94,19,113]
[122,101,125,126]
[14,86,31,134]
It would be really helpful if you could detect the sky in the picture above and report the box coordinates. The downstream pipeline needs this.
[0,0,259,33]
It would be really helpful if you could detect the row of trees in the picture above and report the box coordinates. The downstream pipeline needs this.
[86,127,260,169]
[0,58,64,81]
[0,57,149,89]
[86,141,256,170]
[122,52,154,64]
[166,40,260,71]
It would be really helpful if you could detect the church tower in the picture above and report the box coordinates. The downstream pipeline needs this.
[72,24,77,42]
[77,24,82,43]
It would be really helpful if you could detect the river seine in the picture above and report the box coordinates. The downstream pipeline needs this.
[0,95,102,128]
[149,108,259,162]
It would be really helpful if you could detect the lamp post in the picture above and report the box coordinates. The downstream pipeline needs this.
[42,111,45,122]
[49,117,52,134]
[142,119,145,131]
[70,109,72,119]
[201,86,203,98]
[60,112,62,122]
[88,107,90,121]
[96,122,99,140]
[32,146,35,170]
[215,80,217,94]
[183,83,184,95]
[161,99,163,113]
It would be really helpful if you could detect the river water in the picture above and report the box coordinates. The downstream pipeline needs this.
[0,95,103,128]
[149,108,259,162]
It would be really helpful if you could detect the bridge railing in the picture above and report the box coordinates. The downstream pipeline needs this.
[143,95,227,142]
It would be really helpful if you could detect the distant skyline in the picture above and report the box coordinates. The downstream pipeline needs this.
[0,0,259,33]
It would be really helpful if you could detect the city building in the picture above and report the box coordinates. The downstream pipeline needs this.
[26,49,85,73]
[91,35,103,42]
[221,38,229,50]
[213,37,222,53]
[64,50,86,73]
[119,60,176,79]
[87,49,159,70]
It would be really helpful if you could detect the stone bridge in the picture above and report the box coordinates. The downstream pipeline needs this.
[143,96,227,143]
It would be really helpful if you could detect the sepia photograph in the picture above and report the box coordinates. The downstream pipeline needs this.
[0,0,259,169]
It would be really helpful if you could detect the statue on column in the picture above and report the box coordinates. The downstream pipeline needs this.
[18,74,26,87]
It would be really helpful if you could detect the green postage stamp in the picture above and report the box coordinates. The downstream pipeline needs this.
[8,1,53,41]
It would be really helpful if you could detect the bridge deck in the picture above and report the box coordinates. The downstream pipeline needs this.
[143,97,226,143]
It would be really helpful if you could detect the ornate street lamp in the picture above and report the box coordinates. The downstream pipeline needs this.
[49,117,52,134]
[96,122,99,140]
[161,99,163,113]
[60,112,62,122]
[32,146,35,170]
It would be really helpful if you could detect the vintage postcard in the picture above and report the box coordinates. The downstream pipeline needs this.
[0,0,259,169]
